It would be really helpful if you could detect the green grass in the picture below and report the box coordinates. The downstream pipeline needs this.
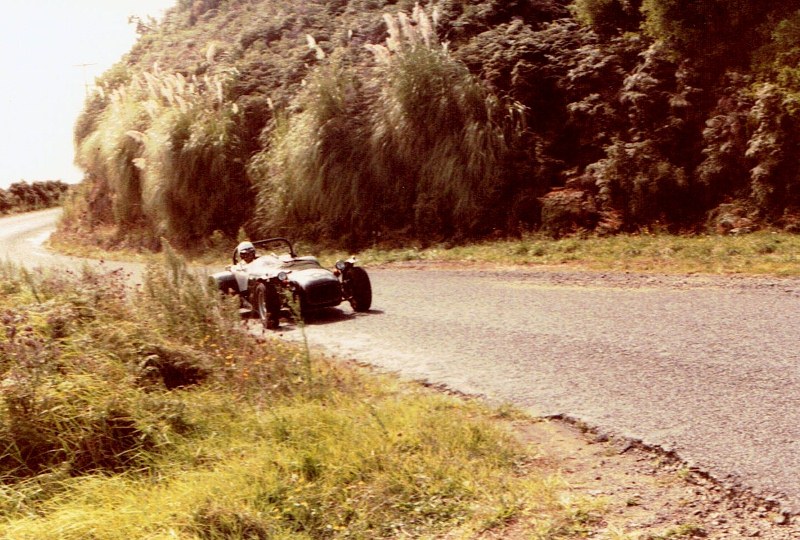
[348,231,800,276]
[50,222,800,278]
[0,248,601,539]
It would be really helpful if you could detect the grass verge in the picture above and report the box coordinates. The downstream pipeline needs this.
[350,231,800,276]
[0,248,601,539]
[50,224,800,277]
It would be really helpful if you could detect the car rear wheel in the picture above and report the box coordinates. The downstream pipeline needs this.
[347,267,372,312]
[254,282,281,329]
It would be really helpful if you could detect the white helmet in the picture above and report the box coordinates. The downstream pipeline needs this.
[236,241,256,262]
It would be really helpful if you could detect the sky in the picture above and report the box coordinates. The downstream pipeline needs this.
[0,0,176,189]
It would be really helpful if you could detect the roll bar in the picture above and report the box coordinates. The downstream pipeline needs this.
[232,237,296,264]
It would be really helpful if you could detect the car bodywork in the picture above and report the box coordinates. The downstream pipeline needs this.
[209,238,372,329]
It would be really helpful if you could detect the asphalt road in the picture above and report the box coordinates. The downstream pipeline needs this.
[4,209,800,514]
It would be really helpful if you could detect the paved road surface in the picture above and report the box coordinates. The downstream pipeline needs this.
[4,209,800,513]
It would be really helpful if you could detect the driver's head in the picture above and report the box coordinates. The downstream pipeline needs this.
[237,241,256,263]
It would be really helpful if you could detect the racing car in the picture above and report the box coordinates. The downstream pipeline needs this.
[209,238,372,329]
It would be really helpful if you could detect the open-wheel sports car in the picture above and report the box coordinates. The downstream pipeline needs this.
[209,238,372,329]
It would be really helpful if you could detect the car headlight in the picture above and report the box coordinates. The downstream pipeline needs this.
[335,260,346,271]
[277,271,289,282]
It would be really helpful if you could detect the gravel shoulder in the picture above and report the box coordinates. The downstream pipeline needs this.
[494,415,797,539]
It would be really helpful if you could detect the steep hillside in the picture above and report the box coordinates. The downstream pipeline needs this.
[67,0,800,250]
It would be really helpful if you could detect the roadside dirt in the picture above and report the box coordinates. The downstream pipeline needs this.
[356,359,799,540]
[503,417,799,539]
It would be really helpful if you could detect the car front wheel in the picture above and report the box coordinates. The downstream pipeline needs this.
[253,282,281,330]
[347,267,372,312]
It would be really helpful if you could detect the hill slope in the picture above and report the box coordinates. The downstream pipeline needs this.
[67,0,800,250]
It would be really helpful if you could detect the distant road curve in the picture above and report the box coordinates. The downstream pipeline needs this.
[0,208,68,266]
[4,209,800,515]
[0,208,140,278]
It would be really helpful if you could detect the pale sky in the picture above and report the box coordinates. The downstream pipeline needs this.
[0,0,176,189]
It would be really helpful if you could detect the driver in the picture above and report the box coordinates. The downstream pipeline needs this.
[236,241,257,264]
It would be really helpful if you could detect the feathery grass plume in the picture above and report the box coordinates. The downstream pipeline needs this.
[413,2,436,47]
[369,8,509,238]
[384,12,402,52]
[75,86,149,229]
[251,3,516,245]
[306,33,326,60]
[250,60,376,244]
[76,62,248,247]
[134,67,248,245]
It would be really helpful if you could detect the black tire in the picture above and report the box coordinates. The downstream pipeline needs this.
[347,267,372,312]
[253,282,281,329]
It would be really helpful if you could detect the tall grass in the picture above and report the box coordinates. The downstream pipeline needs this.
[371,42,508,238]
[75,64,249,248]
[140,70,248,244]
[76,89,149,229]
[250,5,517,246]
[250,63,375,244]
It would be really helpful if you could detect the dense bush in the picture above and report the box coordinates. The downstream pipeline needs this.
[746,84,800,218]
[0,181,69,215]
[572,0,643,35]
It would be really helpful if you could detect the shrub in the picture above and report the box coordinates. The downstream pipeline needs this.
[572,0,643,36]
[0,266,156,478]
[540,188,599,237]
[696,74,754,207]
[591,139,689,228]
[745,83,800,218]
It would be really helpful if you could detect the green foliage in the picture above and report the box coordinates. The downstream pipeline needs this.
[696,74,754,204]
[641,0,800,69]
[251,5,517,246]
[745,84,800,217]
[571,0,643,35]
[754,10,800,91]
[591,139,689,228]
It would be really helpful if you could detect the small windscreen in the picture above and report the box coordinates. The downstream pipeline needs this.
[248,256,321,271]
